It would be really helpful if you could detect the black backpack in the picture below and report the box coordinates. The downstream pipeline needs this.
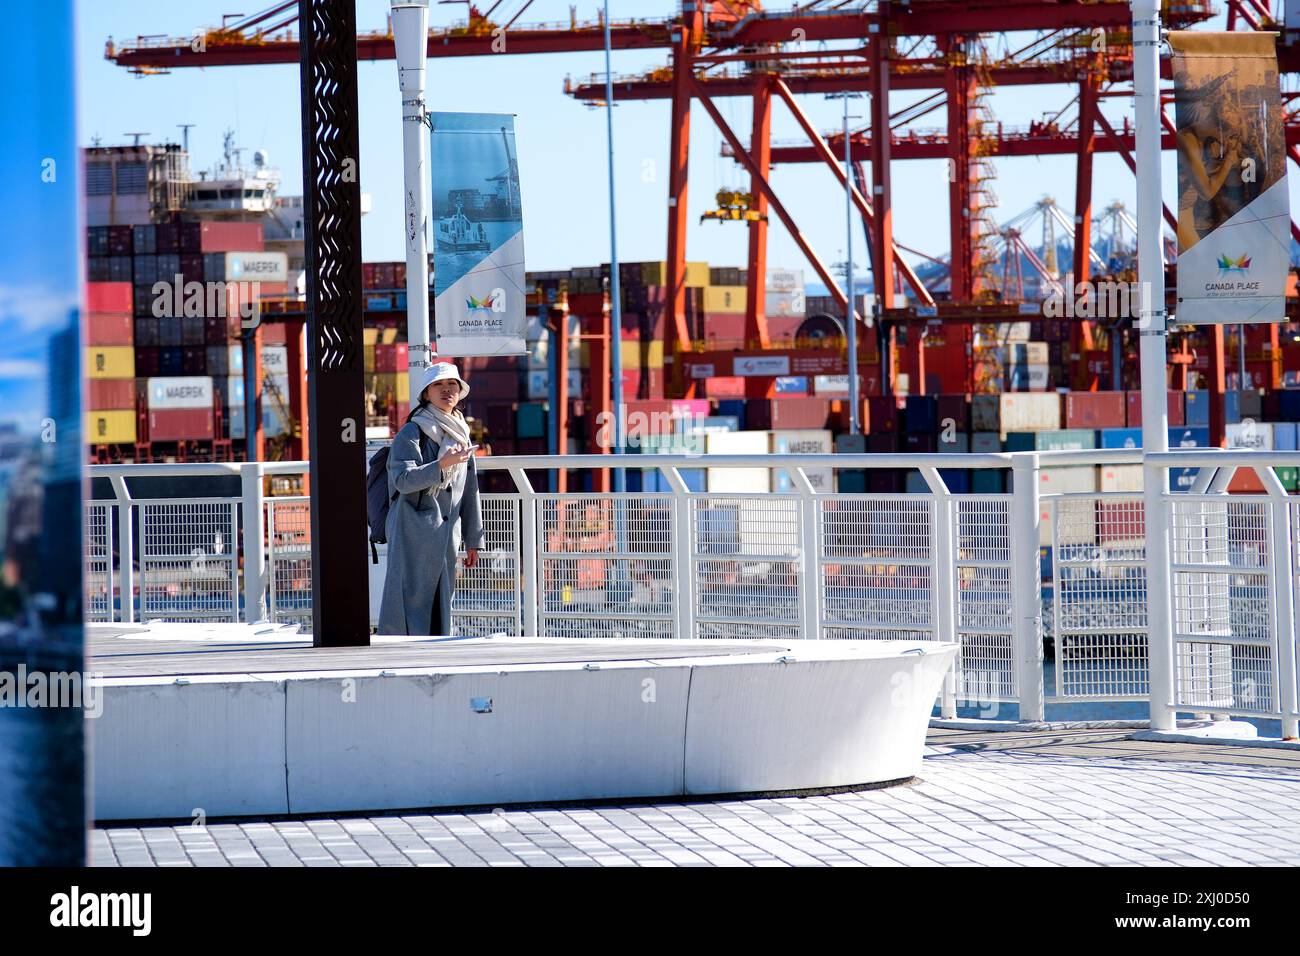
[366,431,433,563]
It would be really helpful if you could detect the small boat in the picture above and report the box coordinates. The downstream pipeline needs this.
[436,202,490,253]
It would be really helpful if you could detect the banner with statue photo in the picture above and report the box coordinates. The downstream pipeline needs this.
[430,111,527,355]
[1169,31,1289,324]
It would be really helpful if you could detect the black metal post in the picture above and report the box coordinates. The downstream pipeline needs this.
[299,0,370,646]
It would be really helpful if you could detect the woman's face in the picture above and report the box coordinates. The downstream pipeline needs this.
[426,378,462,413]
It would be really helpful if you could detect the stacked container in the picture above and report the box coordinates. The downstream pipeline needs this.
[86,282,137,445]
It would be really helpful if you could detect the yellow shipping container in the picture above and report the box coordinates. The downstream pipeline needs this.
[371,372,398,400]
[620,340,665,369]
[363,328,380,345]
[395,371,409,397]
[364,345,376,373]
[704,286,747,314]
[380,327,399,344]
[639,261,709,287]
[86,410,137,444]
[86,346,134,380]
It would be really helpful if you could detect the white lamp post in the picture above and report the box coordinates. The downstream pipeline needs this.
[393,1,433,407]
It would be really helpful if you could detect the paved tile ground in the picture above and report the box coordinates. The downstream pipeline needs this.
[92,730,1300,867]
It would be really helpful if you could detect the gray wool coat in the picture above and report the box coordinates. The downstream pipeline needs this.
[377,419,486,636]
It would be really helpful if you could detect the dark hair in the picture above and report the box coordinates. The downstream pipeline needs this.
[404,398,429,425]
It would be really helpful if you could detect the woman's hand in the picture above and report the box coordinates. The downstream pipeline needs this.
[463,548,479,568]
[438,443,473,471]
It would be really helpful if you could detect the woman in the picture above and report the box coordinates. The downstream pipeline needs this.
[377,362,485,636]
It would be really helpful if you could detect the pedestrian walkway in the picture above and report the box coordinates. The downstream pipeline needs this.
[93,728,1300,867]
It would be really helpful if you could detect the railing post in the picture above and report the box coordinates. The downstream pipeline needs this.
[241,463,267,623]
[789,466,823,641]
[1260,466,1299,739]
[1010,453,1045,722]
[109,475,133,624]
[662,465,696,641]
[921,466,958,718]
[510,467,540,636]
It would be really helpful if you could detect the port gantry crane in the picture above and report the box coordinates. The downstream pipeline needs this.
[109,0,1298,412]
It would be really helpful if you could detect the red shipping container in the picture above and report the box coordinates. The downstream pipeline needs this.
[86,312,134,346]
[134,347,161,377]
[265,324,292,347]
[87,379,136,411]
[86,282,132,314]
[700,375,745,398]
[374,343,409,372]
[155,222,180,254]
[362,263,381,289]
[766,315,802,342]
[770,397,830,430]
[1065,391,1127,428]
[936,394,970,432]
[485,402,517,437]
[490,437,516,456]
[462,355,521,373]
[865,395,902,433]
[107,225,132,256]
[471,369,522,400]
[1124,390,1186,427]
[518,438,547,455]
[148,408,215,441]
[196,221,264,253]
[701,313,746,344]
[393,262,407,287]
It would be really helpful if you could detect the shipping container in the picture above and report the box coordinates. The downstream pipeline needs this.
[866,395,902,433]
[1273,422,1298,451]
[1038,466,1098,544]
[1225,421,1274,451]
[770,429,833,493]
[703,286,746,314]
[1064,391,1126,429]
[148,408,215,442]
[86,346,134,379]
[373,342,408,373]
[181,347,207,375]
[1004,428,1096,452]
[192,221,264,253]
[705,430,771,493]
[1183,390,1211,426]
[86,282,133,314]
[997,392,1061,437]
[147,376,213,409]
[86,311,134,346]
[971,470,1005,494]
[1099,427,1143,449]
[87,379,135,411]
[517,402,546,439]
[936,432,969,453]
[970,432,1001,454]
[86,410,137,445]
[1098,464,1144,493]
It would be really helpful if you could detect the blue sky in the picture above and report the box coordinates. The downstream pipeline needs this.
[1,2,79,432]
[75,1,1284,282]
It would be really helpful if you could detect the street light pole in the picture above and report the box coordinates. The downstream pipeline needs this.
[603,0,625,489]
[392,0,432,408]
[828,92,863,434]
[1132,0,1176,731]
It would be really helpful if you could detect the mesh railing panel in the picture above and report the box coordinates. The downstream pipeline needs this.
[139,500,240,622]
[955,497,1014,702]
[1051,496,1149,699]
[266,497,312,625]
[693,495,802,640]
[452,495,522,637]
[536,495,677,639]
[84,503,113,622]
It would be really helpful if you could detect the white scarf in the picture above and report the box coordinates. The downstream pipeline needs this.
[412,403,472,484]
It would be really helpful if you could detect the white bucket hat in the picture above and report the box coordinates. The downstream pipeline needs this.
[415,362,470,402]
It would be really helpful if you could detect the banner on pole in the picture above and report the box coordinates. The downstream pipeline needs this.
[430,112,527,355]
[1169,31,1289,325]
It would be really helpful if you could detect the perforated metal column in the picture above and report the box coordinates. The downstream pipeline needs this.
[299,0,370,645]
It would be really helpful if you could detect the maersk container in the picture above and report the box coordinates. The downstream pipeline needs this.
[147,376,213,410]
[1225,421,1274,451]
[771,429,832,493]
[1004,428,1096,452]
[998,392,1060,437]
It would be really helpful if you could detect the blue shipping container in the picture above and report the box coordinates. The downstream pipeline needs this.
[1184,390,1210,425]
[774,376,807,394]
[1099,427,1143,449]
[938,468,970,493]
[904,395,937,433]
[1274,421,1298,451]
[1278,390,1300,421]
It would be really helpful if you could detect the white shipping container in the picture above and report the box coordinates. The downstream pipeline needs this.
[765,290,806,318]
[225,251,288,283]
[770,429,833,493]
[813,374,849,396]
[998,392,1061,437]
[765,268,803,292]
[1039,465,1098,546]
[147,376,213,409]
[1225,421,1274,451]
[1098,464,1144,493]
[706,430,771,493]
[261,345,289,374]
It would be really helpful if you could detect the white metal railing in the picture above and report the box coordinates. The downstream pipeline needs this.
[85,449,1300,733]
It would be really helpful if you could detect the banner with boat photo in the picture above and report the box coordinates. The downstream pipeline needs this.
[430,111,527,355]
[1169,31,1290,325]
